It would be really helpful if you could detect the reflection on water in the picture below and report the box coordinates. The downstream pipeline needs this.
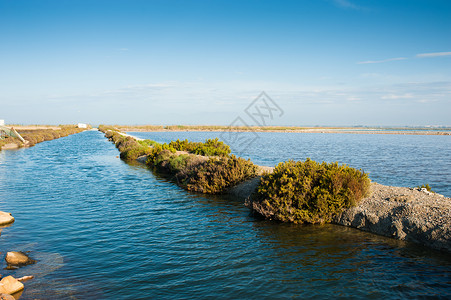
[0,131,449,299]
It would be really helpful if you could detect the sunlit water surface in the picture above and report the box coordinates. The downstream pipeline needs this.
[0,130,449,299]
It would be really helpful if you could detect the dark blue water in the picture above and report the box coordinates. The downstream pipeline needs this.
[131,131,451,197]
[0,130,450,299]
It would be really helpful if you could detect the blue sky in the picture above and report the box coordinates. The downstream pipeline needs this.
[1,0,450,126]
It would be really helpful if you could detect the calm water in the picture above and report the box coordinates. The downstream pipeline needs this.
[131,131,451,197]
[0,130,449,299]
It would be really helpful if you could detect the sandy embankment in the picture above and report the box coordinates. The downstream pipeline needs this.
[122,131,450,253]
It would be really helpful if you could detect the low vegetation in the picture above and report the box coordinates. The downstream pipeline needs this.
[100,126,257,194]
[1,125,88,150]
[246,159,371,224]
[168,138,231,156]
[0,136,21,149]
[184,155,257,193]
[148,151,256,193]
[100,126,372,219]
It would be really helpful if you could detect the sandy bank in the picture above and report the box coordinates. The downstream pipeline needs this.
[0,143,20,150]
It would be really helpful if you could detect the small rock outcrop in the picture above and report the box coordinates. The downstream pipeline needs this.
[334,183,451,252]
[0,212,14,226]
[5,252,36,266]
[0,276,24,295]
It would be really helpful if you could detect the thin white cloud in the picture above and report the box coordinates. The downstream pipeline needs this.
[416,51,451,58]
[358,57,407,64]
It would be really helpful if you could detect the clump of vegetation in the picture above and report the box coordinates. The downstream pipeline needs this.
[118,138,152,160]
[100,126,257,194]
[246,159,371,224]
[184,155,257,193]
[416,184,434,193]
[102,129,153,161]
[146,152,257,194]
[138,139,159,147]
[18,126,87,146]
[146,143,177,163]
[168,138,231,156]
[1,125,87,150]
[149,151,203,176]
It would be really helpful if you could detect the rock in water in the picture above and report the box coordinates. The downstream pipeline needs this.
[0,294,16,300]
[0,212,14,226]
[0,276,24,295]
[0,293,15,300]
[5,252,35,266]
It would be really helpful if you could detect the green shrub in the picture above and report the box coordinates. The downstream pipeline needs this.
[120,144,152,160]
[168,138,231,156]
[247,159,371,224]
[193,138,231,156]
[146,143,176,165]
[138,139,159,147]
[168,139,195,152]
[185,155,257,194]
[102,128,153,161]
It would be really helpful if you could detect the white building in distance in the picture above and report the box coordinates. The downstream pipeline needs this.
[77,123,87,128]
[0,120,4,126]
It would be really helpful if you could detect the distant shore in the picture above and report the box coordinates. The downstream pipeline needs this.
[115,125,451,136]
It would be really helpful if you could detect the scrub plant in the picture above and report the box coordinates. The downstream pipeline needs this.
[17,126,87,146]
[184,155,257,193]
[247,159,371,224]
[168,138,231,156]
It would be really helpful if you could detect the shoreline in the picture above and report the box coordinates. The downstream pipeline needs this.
[123,129,451,136]
[116,125,451,136]
[108,129,451,253]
